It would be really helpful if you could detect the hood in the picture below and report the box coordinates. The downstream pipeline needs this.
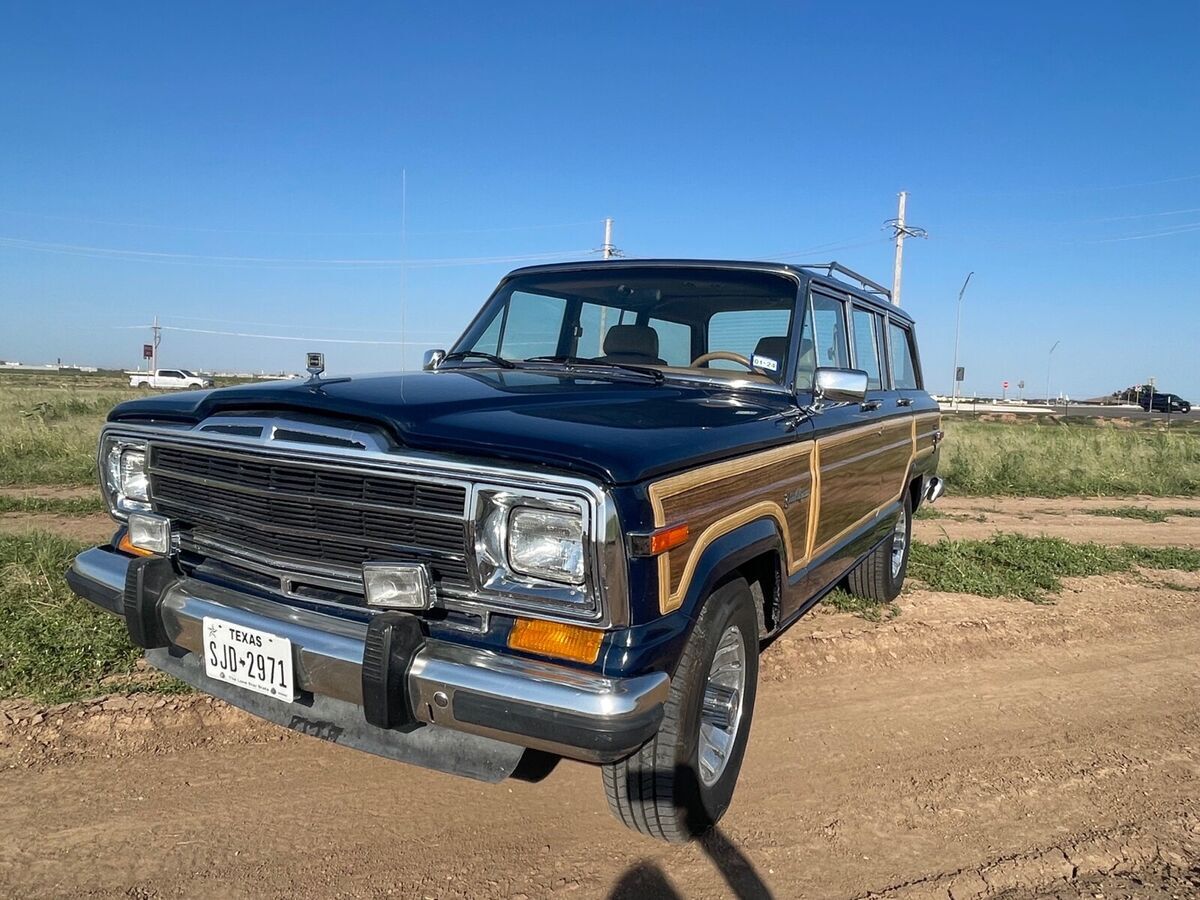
[107,368,801,484]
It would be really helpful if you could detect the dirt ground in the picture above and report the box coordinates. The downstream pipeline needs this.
[915,495,1200,547]
[2,564,1198,899]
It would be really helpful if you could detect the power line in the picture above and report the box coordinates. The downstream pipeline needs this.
[0,236,589,269]
[0,207,603,238]
[117,324,450,345]
[157,314,448,336]
[1081,220,1200,244]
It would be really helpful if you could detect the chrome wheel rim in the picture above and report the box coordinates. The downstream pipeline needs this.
[698,626,746,787]
[891,508,908,578]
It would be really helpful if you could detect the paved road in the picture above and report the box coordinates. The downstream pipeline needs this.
[944,401,1195,422]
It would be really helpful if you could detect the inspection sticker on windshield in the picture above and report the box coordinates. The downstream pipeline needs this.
[751,354,778,372]
[203,617,296,702]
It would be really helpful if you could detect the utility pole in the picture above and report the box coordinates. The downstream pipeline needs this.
[885,191,927,306]
[1045,340,1060,405]
[151,315,161,372]
[602,217,616,259]
[951,271,973,409]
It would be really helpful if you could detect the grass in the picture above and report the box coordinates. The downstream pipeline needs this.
[940,419,1200,497]
[0,532,179,703]
[909,534,1200,602]
[1087,505,1200,523]
[0,386,140,487]
[0,495,106,515]
[823,588,899,622]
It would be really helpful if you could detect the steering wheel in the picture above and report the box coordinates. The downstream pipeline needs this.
[690,350,756,371]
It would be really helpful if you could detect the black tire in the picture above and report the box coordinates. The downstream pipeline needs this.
[602,577,759,842]
[137,381,150,388]
[845,491,912,603]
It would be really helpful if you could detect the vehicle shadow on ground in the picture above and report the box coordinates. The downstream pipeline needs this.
[607,762,773,899]
[606,826,773,899]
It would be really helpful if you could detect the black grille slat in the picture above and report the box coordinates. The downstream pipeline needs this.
[149,445,470,587]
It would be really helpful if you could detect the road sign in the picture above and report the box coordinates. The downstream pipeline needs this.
[955,367,965,382]
[1002,380,1009,390]
[143,344,153,359]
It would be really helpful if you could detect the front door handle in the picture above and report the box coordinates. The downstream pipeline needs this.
[896,397,914,407]
[860,400,882,412]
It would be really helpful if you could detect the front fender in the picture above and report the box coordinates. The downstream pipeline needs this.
[601,516,784,679]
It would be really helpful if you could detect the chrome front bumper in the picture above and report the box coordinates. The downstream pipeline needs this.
[67,547,669,771]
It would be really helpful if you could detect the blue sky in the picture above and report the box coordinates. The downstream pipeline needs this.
[2,1,1198,398]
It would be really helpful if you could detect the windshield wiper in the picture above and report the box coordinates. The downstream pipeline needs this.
[523,356,664,384]
[440,350,516,369]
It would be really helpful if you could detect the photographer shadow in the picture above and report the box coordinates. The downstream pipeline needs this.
[607,761,774,900]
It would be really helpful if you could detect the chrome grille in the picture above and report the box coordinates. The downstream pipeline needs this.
[148,444,471,586]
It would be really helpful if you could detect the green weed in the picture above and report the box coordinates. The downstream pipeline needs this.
[0,532,179,702]
[909,534,1200,602]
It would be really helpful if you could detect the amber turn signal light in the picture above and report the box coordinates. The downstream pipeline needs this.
[628,522,690,557]
[117,532,155,557]
[508,618,604,664]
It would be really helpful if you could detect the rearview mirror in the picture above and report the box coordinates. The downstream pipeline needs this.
[422,349,446,371]
[813,367,868,405]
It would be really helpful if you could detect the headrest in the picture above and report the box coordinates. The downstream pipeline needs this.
[604,324,660,358]
[753,336,788,366]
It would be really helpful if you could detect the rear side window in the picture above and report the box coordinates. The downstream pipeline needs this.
[888,322,920,390]
[850,307,884,390]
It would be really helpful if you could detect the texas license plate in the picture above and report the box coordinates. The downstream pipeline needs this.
[202,617,297,701]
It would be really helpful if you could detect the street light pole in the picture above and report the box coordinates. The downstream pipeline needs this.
[951,272,973,409]
[1045,340,1060,406]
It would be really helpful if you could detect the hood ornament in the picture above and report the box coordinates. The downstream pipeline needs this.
[304,351,351,389]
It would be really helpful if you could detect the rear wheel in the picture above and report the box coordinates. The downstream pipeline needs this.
[602,577,758,842]
[845,492,912,603]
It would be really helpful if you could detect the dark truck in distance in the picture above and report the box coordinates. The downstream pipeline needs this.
[67,260,943,842]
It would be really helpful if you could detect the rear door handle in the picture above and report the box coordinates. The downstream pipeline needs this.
[896,397,913,407]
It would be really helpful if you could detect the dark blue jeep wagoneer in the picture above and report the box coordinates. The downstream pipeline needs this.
[68,260,942,841]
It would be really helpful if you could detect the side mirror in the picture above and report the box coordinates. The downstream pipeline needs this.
[422,349,446,371]
[814,367,868,405]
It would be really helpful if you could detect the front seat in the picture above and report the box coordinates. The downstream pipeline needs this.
[601,324,667,365]
[750,336,793,378]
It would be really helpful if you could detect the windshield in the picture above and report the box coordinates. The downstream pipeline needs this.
[451,267,798,385]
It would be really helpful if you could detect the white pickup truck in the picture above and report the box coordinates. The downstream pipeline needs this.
[128,368,213,389]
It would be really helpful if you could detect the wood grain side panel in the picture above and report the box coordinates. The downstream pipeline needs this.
[650,442,813,613]
[877,417,917,507]
[914,411,941,458]
[812,425,891,548]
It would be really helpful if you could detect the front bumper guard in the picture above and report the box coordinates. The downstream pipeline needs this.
[67,547,669,776]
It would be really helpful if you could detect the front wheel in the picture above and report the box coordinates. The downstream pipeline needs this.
[602,577,759,842]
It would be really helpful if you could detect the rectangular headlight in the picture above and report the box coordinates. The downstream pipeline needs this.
[363,563,432,610]
[507,507,585,584]
[127,512,171,554]
[472,487,600,621]
[101,436,151,515]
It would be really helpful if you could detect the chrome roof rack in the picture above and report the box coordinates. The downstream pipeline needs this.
[795,262,891,301]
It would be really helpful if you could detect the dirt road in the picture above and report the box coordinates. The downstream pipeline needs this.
[2,567,1198,899]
